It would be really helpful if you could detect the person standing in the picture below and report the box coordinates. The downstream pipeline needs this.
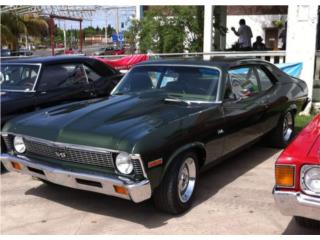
[279,22,287,50]
[231,19,253,50]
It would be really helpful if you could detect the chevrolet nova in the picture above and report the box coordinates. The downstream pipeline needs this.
[1,58,309,214]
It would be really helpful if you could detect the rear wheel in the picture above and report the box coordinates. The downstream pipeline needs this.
[269,111,295,148]
[153,151,199,214]
[294,216,320,228]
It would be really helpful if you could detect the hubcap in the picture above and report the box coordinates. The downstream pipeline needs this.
[178,157,196,203]
[283,112,293,142]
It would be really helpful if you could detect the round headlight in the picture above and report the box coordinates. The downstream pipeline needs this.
[115,152,133,175]
[305,167,320,194]
[14,136,26,153]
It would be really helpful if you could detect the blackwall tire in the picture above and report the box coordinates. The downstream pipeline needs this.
[294,216,320,229]
[153,151,199,214]
[269,111,295,148]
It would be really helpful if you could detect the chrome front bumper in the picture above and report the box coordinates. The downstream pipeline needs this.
[1,154,152,203]
[273,189,320,221]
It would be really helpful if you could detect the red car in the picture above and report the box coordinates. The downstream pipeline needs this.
[273,114,320,228]
[94,47,125,56]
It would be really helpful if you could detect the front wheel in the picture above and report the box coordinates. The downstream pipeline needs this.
[294,216,320,228]
[269,111,295,148]
[153,151,199,214]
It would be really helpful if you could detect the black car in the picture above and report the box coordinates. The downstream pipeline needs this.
[1,58,309,213]
[1,49,12,57]
[0,56,123,140]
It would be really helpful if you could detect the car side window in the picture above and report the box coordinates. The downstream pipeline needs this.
[227,66,260,100]
[83,65,102,82]
[256,67,274,91]
[38,64,88,91]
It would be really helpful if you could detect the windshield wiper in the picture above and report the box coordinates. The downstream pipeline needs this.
[163,96,191,105]
[113,92,124,95]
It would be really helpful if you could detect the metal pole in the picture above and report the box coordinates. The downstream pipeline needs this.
[116,8,119,34]
[80,20,83,52]
[63,21,67,52]
[49,17,55,56]
[105,10,108,44]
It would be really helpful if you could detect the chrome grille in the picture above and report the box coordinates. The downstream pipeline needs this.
[24,138,115,169]
[132,159,143,176]
[2,135,13,151]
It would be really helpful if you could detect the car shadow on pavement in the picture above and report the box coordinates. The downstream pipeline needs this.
[25,145,279,229]
[282,218,320,235]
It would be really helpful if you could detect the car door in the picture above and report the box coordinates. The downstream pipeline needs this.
[222,65,267,155]
[35,63,92,108]
[254,64,280,134]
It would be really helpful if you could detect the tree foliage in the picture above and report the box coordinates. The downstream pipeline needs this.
[1,11,48,50]
[125,6,204,53]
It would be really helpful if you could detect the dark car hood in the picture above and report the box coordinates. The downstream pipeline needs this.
[3,94,210,151]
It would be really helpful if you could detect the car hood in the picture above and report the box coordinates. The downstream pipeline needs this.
[3,94,209,151]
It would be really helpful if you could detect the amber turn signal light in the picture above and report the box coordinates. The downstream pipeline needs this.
[113,185,128,195]
[11,161,23,170]
[275,165,295,187]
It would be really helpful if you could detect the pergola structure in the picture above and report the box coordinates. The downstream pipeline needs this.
[2,5,135,55]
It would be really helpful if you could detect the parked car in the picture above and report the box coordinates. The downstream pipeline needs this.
[273,114,320,228]
[94,46,125,56]
[1,49,12,57]
[1,58,309,214]
[64,48,75,55]
[14,48,33,56]
[0,56,123,151]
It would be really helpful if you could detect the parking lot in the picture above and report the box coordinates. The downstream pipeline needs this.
[1,145,319,235]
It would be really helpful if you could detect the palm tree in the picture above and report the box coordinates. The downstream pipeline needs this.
[1,10,48,51]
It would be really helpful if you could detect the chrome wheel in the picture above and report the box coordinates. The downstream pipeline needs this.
[283,112,293,142]
[177,157,196,203]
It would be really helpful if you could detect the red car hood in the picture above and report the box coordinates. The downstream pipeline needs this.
[309,135,320,160]
[280,114,320,164]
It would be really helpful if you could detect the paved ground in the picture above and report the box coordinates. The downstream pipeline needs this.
[1,145,319,235]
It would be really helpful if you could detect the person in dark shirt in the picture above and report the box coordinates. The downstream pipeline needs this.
[252,36,267,50]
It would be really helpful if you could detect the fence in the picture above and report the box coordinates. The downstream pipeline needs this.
[97,50,287,64]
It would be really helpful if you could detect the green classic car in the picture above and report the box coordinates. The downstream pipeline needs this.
[1,58,308,214]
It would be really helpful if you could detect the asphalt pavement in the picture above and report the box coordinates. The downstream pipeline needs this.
[1,145,319,234]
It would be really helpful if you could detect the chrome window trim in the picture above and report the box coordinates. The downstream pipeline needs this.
[300,164,320,197]
[275,164,296,189]
[1,63,42,93]
[111,64,222,103]
[81,63,90,85]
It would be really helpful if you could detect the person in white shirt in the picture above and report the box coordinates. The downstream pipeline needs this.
[231,19,253,50]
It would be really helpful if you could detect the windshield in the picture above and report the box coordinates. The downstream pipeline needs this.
[112,65,220,102]
[0,64,40,91]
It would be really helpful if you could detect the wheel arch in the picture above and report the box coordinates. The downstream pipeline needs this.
[287,103,297,115]
[160,142,206,182]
